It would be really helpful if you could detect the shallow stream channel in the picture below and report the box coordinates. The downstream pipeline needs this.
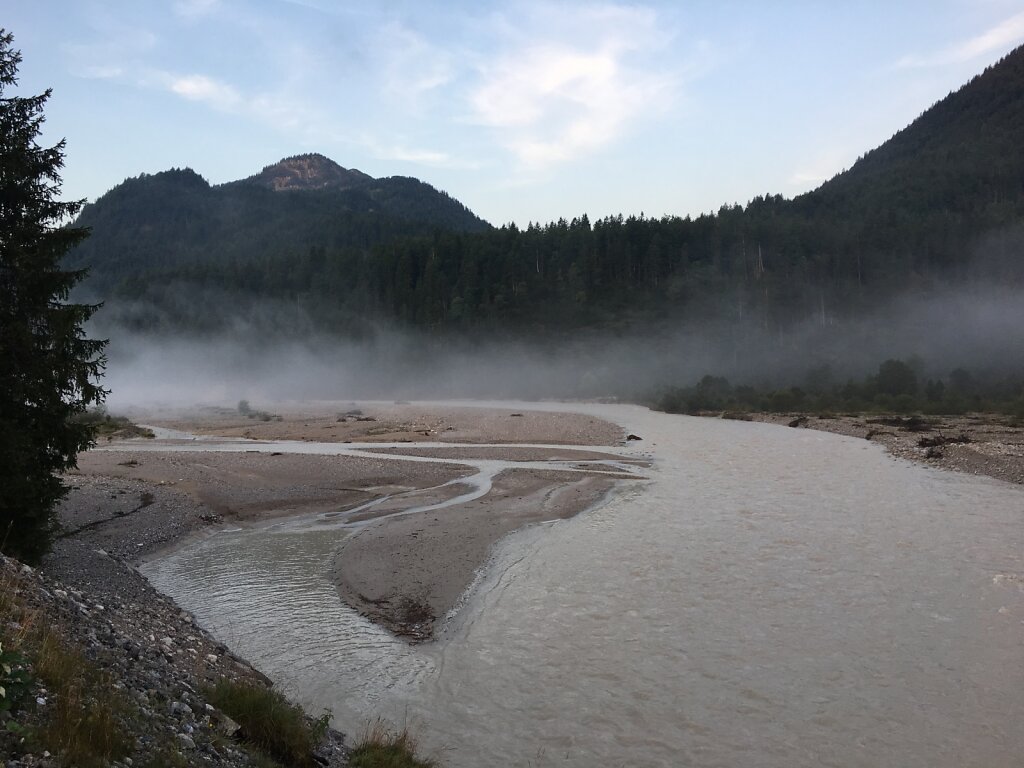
[130,403,1023,767]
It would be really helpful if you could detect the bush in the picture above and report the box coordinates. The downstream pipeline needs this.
[205,679,329,767]
[349,720,438,768]
[69,409,154,439]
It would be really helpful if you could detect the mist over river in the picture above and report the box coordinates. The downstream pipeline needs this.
[141,403,1024,767]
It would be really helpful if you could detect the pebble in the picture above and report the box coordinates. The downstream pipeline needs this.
[177,733,196,749]
[1,459,356,767]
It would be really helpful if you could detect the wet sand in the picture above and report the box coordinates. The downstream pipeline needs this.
[71,402,638,640]
[330,470,620,639]
[73,448,474,524]
[130,401,623,445]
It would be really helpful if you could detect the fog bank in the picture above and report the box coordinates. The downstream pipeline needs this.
[93,283,1024,409]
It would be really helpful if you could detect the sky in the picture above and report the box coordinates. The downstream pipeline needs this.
[8,0,1024,226]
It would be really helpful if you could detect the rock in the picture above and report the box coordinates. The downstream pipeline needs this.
[215,713,241,737]
[626,434,642,441]
[176,733,196,749]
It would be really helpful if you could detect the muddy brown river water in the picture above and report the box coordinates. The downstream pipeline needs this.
[139,403,1024,767]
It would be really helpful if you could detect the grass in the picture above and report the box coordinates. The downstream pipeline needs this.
[349,720,438,768]
[0,564,134,767]
[3,564,443,768]
[204,678,329,767]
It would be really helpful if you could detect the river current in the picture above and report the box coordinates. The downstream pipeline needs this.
[139,403,1024,767]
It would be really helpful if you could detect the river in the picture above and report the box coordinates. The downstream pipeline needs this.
[139,403,1024,767]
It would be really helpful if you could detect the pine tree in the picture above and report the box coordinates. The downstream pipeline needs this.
[0,30,106,563]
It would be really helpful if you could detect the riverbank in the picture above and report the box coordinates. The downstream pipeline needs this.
[6,402,633,765]
[73,402,639,639]
[743,412,1024,485]
[18,400,1024,766]
[124,400,623,445]
[32,403,1024,768]
[2,550,349,767]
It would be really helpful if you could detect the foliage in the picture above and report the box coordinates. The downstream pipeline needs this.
[0,640,32,713]
[875,359,918,397]
[69,407,154,439]
[204,678,330,767]
[0,565,132,767]
[64,165,489,298]
[0,29,106,564]
[349,720,438,768]
[655,359,1024,416]
[35,631,134,767]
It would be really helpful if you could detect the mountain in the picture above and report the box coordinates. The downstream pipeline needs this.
[807,48,1024,219]
[64,157,490,294]
[789,45,1024,277]
[68,47,1024,336]
[240,153,373,192]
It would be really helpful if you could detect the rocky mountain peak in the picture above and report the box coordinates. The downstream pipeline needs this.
[246,153,373,192]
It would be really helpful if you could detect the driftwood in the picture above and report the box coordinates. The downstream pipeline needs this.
[918,433,972,448]
[865,415,935,432]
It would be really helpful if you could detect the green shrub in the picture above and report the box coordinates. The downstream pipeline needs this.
[349,721,437,768]
[0,640,32,713]
[205,679,329,767]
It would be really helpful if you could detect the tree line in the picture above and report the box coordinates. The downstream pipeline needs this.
[655,360,1024,418]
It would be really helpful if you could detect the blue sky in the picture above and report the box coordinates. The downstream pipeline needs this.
[8,1,1024,226]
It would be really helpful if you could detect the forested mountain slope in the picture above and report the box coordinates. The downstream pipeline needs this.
[69,47,1024,335]
[65,154,489,294]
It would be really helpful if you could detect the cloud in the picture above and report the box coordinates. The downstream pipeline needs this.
[789,147,854,187]
[64,21,158,79]
[468,3,675,169]
[376,22,454,104]
[155,69,349,146]
[173,0,220,19]
[895,10,1024,68]
[76,65,125,80]
[378,146,453,165]
[371,142,483,170]
[169,74,242,109]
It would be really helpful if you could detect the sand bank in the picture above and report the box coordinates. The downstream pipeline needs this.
[70,402,640,641]
[135,401,623,445]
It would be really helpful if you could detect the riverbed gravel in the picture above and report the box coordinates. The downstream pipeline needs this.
[748,413,1024,485]
[1,472,350,766]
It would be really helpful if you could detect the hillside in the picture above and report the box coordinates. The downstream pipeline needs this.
[239,153,374,191]
[65,156,490,295]
[68,47,1024,336]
